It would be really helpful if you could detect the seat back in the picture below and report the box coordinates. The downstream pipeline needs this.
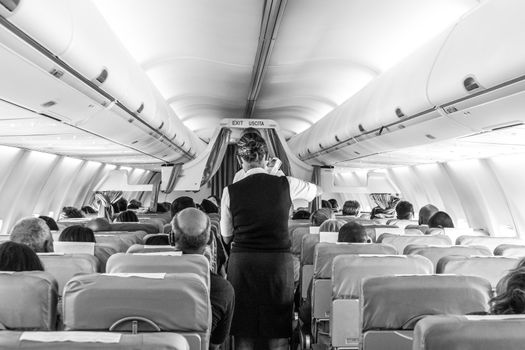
[0,271,58,330]
[38,254,99,295]
[300,234,320,266]
[314,243,398,279]
[405,225,428,234]
[109,223,158,234]
[63,273,210,350]
[456,235,525,252]
[377,233,451,253]
[436,255,518,288]
[362,275,491,332]
[292,226,310,255]
[494,244,525,258]
[143,233,169,245]
[94,244,118,273]
[364,226,402,242]
[0,331,189,350]
[405,245,492,270]
[94,231,145,252]
[126,244,179,254]
[106,253,210,287]
[413,315,525,350]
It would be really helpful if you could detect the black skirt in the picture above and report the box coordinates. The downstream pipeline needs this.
[227,250,294,338]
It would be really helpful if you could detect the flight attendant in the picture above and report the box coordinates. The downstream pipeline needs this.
[221,133,321,350]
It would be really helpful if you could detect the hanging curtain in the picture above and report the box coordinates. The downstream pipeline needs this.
[94,191,122,220]
[266,128,291,176]
[310,165,321,212]
[162,163,183,194]
[201,128,232,187]
[149,172,162,212]
[369,193,399,210]
[211,144,239,199]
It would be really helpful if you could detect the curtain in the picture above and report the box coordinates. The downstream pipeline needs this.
[211,144,239,199]
[310,165,321,212]
[94,191,122,220]
[266,128,291,176]
[201,128,232,187]
[162,163,183,194]
[149,172,162,212]
[369,193,399,210]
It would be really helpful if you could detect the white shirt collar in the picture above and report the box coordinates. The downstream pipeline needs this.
[244,167,267,177]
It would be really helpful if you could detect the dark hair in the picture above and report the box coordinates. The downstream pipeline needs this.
[171,196,196,218]
[116,198,128,213]
[428,211,454,228]
[321,200,333,209]
[491,267,525,314]
[81,206,97,215]
[115,210,139,223]
[292,210,311,220]
[172,214,210,252]
[418,204,439,225]
[39,216,59,231]
[342,200,361,216]
[62,207,84,219]
[59,225,96,243]
[200,199,219,214]
[395,201,414,220]
[338,222,370,243]
[310,208,333,226]
[0,241,44,272]
[328,199,339,211]
[156,203,167,213]
[237,133,268,163]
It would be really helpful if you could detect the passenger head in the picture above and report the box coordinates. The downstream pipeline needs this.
[115,210,139,223]
[85,218,112,232]
[39,216,59,231]
[61,206,84,219]
[395,201,414,220]
[338,222,371,243]
[328,199,339,212]
[428,211,454,228]
[81,206,97,216]
[0,241,44,272]
[127,199,141,209]
[292,209,311,220]
[115,198,128,213]
[321,200,332,210]
[310,208,333,226]
[207,195,220,208]
[170,196,196,219]
[59,225,96,243]
[156,202,168,213]
[171,208,211,254]
[418,204,439,225]
[9,217,53,253]
[200,199,219,214]
[237,133,268,170]
[319,219,345,233]
[342,200,361,216]
[491,267,525,314]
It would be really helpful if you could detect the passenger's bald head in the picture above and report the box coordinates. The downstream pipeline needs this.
[171,208,210,254]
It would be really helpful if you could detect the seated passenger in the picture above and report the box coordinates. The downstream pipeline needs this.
[171,208,234,348]
[115,198,128,213]
[9,217,53,252]
[85,217,112,232]
[418,204,439,225]
[81,206,97,217]
[114,210,139,223]
[310,208,333,227]
[387,200,415,229]
[328,199,339,213]
[321,200,333,210]
[164,196,196,234]
[291,209,311,220]
[207,195,220,208]
[156,202,168,213]
[60,206,84,219]
[59,225,96,243]
[319,219,345,232]
[427,211,455,230]
[127,199,142,209]
[342,200,361,217]
[39,215,59,231]
[491,267,525,314]
[0,241,44,272]
[201,199,220,220]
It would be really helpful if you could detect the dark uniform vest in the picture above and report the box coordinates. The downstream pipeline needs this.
[228,173,291,251]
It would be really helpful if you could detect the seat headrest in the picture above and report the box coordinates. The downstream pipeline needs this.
[378,233,451,253]
[313,242,397,279]
[361,275,491,331]
[300,234,320,265]
[126,244,179,254]
[413,315,525,350]
[0,271,58,330]
[436,255,518,288]
[494,244,525,257]
[365,226,403,242]
[404,245,492,268]
[291,227,310,255]
[143,233,169,246]
[38,254,99,294]
[456,235,525,252]
[332,254,433,299]
[63,273,210,333]
[110,223,158,234]
[94,232,144,252]
[106,253,210,287]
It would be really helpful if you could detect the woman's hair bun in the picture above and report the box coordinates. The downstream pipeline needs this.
[237,133,268,163]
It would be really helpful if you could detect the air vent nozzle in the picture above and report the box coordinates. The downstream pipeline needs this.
[95,68,108,84]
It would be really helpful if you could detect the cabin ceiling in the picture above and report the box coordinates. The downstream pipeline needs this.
[92,0,480,142]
